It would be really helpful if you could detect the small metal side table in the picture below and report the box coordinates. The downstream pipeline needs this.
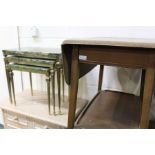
[3,47,64,115]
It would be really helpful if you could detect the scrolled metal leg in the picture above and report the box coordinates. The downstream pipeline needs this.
[10,71,16,106]
[46,76,51,115]
[29,72,33,96]
[51,70,56,115]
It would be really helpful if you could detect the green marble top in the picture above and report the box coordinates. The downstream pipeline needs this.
[2,47,62,60]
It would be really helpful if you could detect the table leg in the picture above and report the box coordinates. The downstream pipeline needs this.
[51,70,56,115]
[4,55,13,104]
[6,69,13,104]
[21,72,24,91]
[57,66,61,114]
[98,65,104,92]
[140,68,155,128]
[68,46,79,129]
[68,86,70,102]
[61,68,65,101]
[140,69,145,103]
[10,71,16,106]
[29,72,33,96]
[46,76,51,115]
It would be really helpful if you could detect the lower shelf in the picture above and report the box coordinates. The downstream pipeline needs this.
[75,91,141,129]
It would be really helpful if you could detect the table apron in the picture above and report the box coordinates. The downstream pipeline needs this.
[79,48,155,69]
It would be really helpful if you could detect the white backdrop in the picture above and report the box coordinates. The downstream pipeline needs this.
[18,26,155,98]
[0,27,18,101]
[1,26,155,103]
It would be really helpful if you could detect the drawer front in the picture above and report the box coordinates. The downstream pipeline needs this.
[31,118,64,129]
[4,111,29,129]
[3,110,65,129]
[33,121,49,129]
[79,46,150,68]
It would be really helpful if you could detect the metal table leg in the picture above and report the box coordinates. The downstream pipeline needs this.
[10,71,16,106]
[98,65,104,92]
[61,68,65,101]
[51,70,56,115]
[21,72,24,91]
[46,76,51,115]
[4,55,13,104]
[6,69,13,104]
[29,72,33,96]
[56,64,61,114]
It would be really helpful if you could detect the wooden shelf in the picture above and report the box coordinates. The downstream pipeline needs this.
[75,91,141,129]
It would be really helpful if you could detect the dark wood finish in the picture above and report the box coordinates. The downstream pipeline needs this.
[76,91,140,129]
[98,65,104,92]
[64,39,155,129]
[79,46,155,68]
[62,38,155,49]
[68,46,79,128]
[140,68,155,128]
[140,69,145,103]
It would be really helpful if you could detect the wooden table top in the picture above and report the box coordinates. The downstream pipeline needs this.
[63,37,155,49]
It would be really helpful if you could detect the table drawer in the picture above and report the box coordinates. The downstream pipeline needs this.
[2,110,65,129]
[30,117,64,129]
[3,111,29,129]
